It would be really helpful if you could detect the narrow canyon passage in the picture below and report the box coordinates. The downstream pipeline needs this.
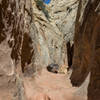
[24,68,89,100]
[0,0,99,100]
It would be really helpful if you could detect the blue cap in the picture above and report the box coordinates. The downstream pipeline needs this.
[43,0,51,4]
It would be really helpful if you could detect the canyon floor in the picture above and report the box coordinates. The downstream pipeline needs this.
[24,68,89,100]
[0,68,89,100]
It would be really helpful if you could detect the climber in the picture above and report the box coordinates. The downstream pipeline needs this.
[42,0,51,4]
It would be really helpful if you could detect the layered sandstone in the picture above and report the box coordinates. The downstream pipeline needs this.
[70,0,100,100]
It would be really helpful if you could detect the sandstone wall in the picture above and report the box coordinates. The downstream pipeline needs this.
[0,0,79,99]
[32,0,78,68]
[70,0,100,100]
[0,0,35,99]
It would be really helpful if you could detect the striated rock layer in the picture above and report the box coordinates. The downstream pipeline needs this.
[1,0,99,100]
[0,0,79,76]
[0,0,34,99]
[0,0,78,99]
[70,0,100,100]
[32,0,78,68]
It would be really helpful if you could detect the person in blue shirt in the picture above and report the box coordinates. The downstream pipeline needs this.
[42,0,51,4]
[35,0,51,20]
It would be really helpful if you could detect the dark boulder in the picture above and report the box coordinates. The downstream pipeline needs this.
[47,63,59,73]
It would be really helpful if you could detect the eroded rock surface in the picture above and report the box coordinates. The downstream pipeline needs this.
[32,0,78,68]
[70,0,100,100]
[0,0,35,99]
[0,0,79,73]
[0,0,96,100]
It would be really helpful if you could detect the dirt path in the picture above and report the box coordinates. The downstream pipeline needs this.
[24,68,88,100]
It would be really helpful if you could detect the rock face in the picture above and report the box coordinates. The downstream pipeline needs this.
[48,0,78,43]
[0,0,36,73]
[32,0,78,68]
[0,0,35,99]
[0,0,78,74]
[0,0,79,99]
[70,0,100,100]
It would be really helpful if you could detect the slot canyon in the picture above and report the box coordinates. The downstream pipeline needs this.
[0,0,100,100]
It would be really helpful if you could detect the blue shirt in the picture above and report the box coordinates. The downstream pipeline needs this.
[43,0,51,4]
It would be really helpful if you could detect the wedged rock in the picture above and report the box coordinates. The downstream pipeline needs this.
[47,63,59,73]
